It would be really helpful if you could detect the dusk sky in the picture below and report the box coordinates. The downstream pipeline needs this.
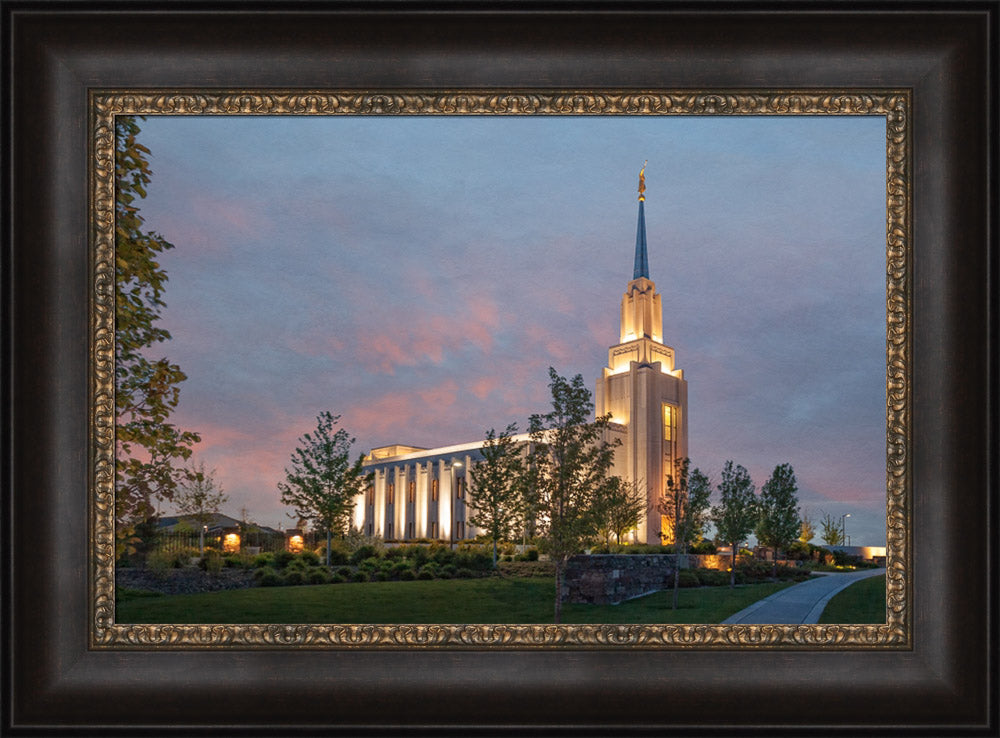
[133,113,887,547]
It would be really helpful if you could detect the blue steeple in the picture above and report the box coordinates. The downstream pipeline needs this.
[633,163,649,280]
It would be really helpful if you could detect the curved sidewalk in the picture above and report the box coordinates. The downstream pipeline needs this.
[721,568,886,625]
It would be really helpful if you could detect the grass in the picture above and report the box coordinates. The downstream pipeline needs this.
[817,574,886,624]
[117,577,795,625]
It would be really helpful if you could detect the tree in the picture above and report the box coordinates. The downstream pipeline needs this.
[174,461,228,554]
[659,459,712,608]
[711,461,758,588]
[527,368,619,624]
[593,476,648,546]
[467,424,525,568]
[278,412,370,567]
[799,512,816,543]
[115,116,200,559]
[819,512,845,547]
[755,463,802,578]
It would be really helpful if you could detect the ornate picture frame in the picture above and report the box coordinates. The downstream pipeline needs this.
[92,89,910,650]
[6,4,993,733]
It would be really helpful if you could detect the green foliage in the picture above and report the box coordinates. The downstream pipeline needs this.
[467,423,526,567]
[676,570,701,588]
[114,117,200,559]
[694,568,730,587]
[283,570,306,586]
[593,476,648,546]
[298,550,320,567]
[515,548,540,562]
[271,550,295,569]
[755,463,802,573]
[278,412,371,565]
[689,540,717,555]
[349,545,378,565]
[799,512,816,543]
[527,368,620,623]
[711,461,759,587]
[820,513,845,546]
[254,570,282,587]
[173,461,228,553]
[398,568,417,581]
[252,553,275,569]
[199,548,223,574]
[307,568,330,585]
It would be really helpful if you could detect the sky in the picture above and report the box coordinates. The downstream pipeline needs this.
[132,113,887,547]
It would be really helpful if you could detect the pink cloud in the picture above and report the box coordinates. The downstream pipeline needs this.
[357,294,501,374]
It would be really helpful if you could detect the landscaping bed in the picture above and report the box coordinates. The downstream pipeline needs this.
[117,567,256,595]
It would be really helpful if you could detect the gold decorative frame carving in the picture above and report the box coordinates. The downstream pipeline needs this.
[91,89,910,649]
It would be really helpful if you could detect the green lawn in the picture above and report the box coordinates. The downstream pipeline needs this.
[117,577,795,625]
[818,574,886,624]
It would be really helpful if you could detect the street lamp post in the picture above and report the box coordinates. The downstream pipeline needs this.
[840,513,851,547]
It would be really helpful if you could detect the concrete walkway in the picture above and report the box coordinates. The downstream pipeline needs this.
[721,568,886,625]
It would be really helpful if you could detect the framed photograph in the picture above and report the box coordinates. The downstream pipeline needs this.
[5,2,994,734]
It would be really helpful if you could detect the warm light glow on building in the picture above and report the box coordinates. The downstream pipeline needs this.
[223,533,241,553]
[287,534,304,553]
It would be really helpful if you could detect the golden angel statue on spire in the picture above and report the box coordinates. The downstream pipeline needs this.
[638,160,647,199]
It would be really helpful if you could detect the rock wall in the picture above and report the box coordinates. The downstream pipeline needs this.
[562,554,680,605]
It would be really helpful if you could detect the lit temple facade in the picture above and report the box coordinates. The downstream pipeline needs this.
[355,170,688,545]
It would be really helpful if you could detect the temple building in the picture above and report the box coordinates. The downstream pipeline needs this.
[355,168,688,545]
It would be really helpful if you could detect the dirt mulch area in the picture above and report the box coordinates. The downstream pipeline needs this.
[117,566,256,595]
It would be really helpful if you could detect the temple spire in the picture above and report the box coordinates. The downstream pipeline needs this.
[633,162,649,280]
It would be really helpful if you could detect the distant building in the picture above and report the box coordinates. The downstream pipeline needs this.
[356,173,689,545]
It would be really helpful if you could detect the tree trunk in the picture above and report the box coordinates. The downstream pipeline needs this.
[554,559,564,624]
[672,560,680,610]
[326,529,332,568]
[772,546,778,579]
[730,546,737,588]
[493,538,498,569]
[198,527,204,555]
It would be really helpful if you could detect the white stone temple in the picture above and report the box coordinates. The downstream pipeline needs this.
[355,168,688,545]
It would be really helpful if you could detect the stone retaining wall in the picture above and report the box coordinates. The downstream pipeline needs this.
[562,554,680,605]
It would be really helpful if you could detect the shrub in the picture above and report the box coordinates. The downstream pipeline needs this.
[390,560,413,578]
[694,568,730,587]
[357,556,381,573]
[374,571,389,582]
[689,540,717,555]
[352,571,367,583]
[398,568,416,581]
[455,549,492,571]
[455,567,475,579]
[323,543,350,566]
[330,573,347,584]
[384,546,406,560]
[440,563,457,578]
[336,566,352,578]
[283,569,306,586]
[307,568,330,584]
[524,548,539,561]
[199,548,223,574]
[502,555,513,562]
[256,570,282,587]
[416,569,434,580]
[430,546,456,566]
[145,550,176,575]
[350,545,379,565]
[298,550,320,567]
[677,569,701,587]
[253,552,275,569]
[272,550,295,569]
[286,557,310,572]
